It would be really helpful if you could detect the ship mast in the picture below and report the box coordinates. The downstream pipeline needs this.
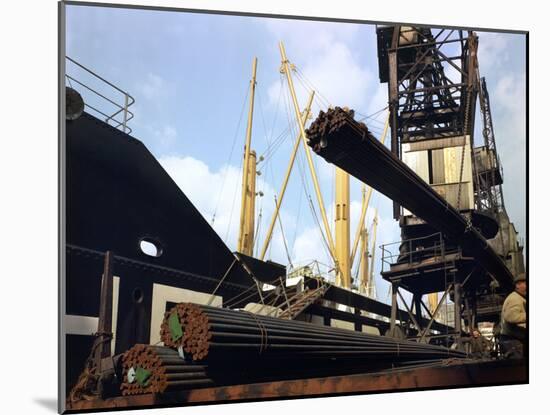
[368,212,378,298]
[237,57,258,256]
[278,42,337,267]
[335,167,351,288]
[358,192,370,294]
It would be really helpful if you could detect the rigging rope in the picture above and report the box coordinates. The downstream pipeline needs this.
[274,195,294,267]
[294,68,332,109]
[295,145,332,263]
[212,85,250,225]
[223,159,243,244]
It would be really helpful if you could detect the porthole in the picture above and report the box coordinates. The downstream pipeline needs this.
[139,238,163,257]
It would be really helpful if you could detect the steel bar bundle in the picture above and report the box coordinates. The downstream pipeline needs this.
[161,303,466,362]
[120,344,213,395]
[120,343,465,396]
[305,107,514,291]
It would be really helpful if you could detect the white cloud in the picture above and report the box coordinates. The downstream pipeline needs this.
[494,73,526,114]
[159,155,280,256]
[490,72,527,240]
[264,19,360,58]
[160,155,243,249]
[153,125,178,148]
[293,225,333,268]
[477,32,510,71]
[137,73,167,101]
[264,19,375,114]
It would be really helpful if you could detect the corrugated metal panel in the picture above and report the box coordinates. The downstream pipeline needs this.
[444,146,460,183]
[402,137,475,212]
[407,135,467,152]
[432,183,473,210]
[432,149,445,184]
[402,144,429,183]
[443,143,473,183]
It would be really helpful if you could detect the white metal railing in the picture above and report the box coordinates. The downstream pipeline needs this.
[65,56,135,134]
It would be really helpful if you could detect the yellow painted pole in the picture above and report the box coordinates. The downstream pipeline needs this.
[238,57,258,254]
[350,184,373,267]
[350,111,390,268]
[278,41,336,261]
[240,151,257,256]
[428,293,439,315]
[368,212,378,298]
[335,167,351,288]
[359,228,369,294]
[259,91,315,260]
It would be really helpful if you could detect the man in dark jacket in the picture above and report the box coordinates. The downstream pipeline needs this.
[468,328,492,358]
[499,273,526,358]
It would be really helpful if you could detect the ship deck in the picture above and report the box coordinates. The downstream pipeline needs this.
[66,358,526,413]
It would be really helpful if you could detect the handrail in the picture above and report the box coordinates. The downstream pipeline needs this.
[381,232,451,271]
[65,56,135,134]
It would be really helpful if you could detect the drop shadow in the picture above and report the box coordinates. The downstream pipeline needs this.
[34,398,58,413]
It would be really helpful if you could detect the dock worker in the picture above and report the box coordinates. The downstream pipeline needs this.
[468,327,492,358]
[499,273,526,359]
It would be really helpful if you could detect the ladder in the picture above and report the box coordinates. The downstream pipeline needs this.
[278,282,329,320]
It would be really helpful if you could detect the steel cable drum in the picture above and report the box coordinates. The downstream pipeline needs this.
[305,107,514,292]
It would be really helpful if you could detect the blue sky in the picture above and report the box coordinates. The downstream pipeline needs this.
[66,4,526,304]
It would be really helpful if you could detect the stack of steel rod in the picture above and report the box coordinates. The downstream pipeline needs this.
[305,107,514,291]
[160,303,467,362]
[120,303,468,395]
[120,344,213,395]
[120,344,462,396]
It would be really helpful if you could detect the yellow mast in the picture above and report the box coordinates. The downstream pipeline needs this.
[428,293,439,315]
[278,42,336,262]
[367,212,378,298]
[237,57,258,256]
[350,112,390,268]
[259,91,315,260]
[243,151,257,255]
[358,227,369,294]
[335,167,351,288]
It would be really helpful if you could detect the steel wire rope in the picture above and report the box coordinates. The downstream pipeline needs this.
[223,276,283,309]
[258,86,293,166]
[293,70,330,115]
[290,182,304,254]
[257,79,292,169]
[256,86,291,259]
[264,79,299,262]
[253,206,263,258]
[284,76,336,268]
[274,195,294,268]
[256,285,285,316]
[294,68,332,109]
[212,84,250,226]
[355,106,389,123]
[258,127,292,170]
[295,144,332,265]
[206,258,238,306]
[223,161,243,244]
